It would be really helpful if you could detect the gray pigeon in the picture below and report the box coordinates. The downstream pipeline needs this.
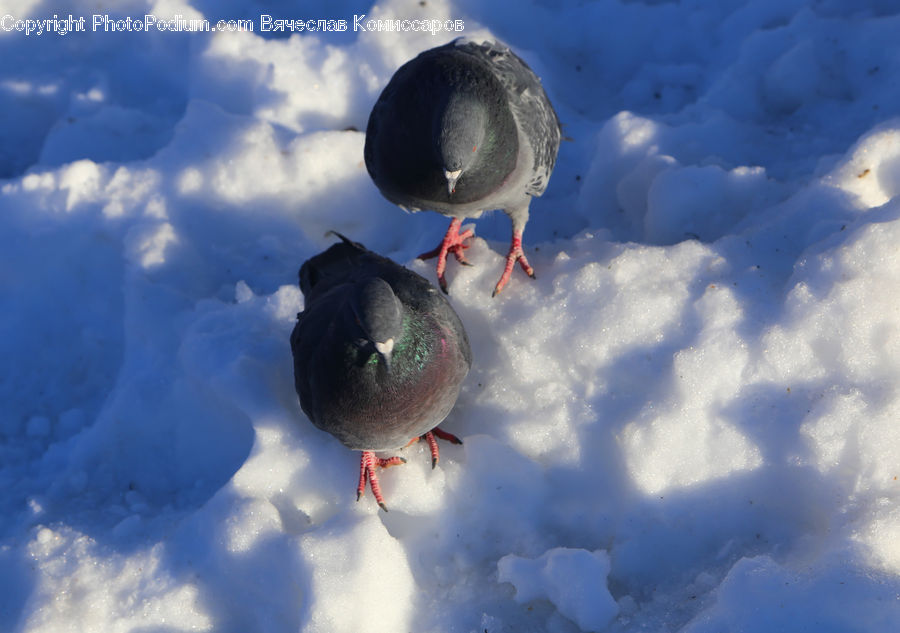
[364,38,561,296]
[290,233,471,510]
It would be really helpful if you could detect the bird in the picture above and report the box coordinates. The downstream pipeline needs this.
[365,38,561,296]
[290,233,472,511]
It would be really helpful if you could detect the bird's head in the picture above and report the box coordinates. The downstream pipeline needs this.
[434,90,487,196]
[349,277,403,372]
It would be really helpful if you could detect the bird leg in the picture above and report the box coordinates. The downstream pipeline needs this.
[359,429,461,511]
[357,450,406,512]
[492,229,535,297]
[405,427,464,468]
[418,217,475,294]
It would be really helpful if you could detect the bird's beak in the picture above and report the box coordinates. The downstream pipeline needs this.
[374,338,394,373]
[444,169,462,195]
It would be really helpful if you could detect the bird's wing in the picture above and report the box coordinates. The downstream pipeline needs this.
[455,40,561,197]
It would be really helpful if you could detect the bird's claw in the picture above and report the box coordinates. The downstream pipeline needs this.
[357,430,460,510]
[420,218,475,293]
[418,427,463,469]
[357,451,406,511]
[492,231,535,296]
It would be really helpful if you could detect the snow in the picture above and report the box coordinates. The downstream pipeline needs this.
[499,548,618,632]
[1,0,899,632]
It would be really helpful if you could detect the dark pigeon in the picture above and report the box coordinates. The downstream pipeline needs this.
[365,38,561,296]
[290,233,471,510]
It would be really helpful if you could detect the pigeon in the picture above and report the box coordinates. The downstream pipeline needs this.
[365,38,561,296]
[290,233,472,511]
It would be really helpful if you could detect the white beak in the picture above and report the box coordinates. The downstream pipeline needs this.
[444,169,462,195]
[374,338,394,371]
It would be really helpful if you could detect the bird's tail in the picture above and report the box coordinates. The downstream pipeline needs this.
[298,231,369,296]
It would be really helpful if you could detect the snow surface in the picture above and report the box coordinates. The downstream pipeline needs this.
[499,548,618,631]
[2,0,900,631]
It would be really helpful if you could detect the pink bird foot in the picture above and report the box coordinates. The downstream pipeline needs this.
[404,426,463,468]
[418,217,475,293]
[423,427,463,468]
[357,450,406,512]
[492,230,535,297]
[360,428,462,511]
